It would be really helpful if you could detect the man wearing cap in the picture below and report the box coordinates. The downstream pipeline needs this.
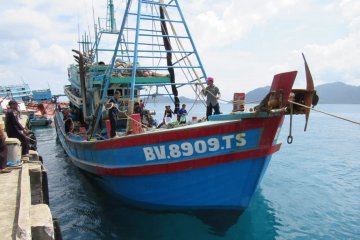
[5,100,30,157]
[106,91,121,138]
[202,76,221,119]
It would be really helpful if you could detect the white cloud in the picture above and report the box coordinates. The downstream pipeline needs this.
[187,0,300,49]
[0,0,359,100]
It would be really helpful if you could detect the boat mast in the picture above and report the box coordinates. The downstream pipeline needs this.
[91,0,210,137]
[107,0,117,33]
[90,0,133,137]
[130,0,142,101]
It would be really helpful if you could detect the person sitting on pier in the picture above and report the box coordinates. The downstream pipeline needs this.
[0,128,11,173]
[5,100,30,157]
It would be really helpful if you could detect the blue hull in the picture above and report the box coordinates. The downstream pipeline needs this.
[55,110,281,210]
[97,155,272,210]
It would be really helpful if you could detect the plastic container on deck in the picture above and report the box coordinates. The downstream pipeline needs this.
[131,114,144,134]
[233,93,245,112]
[192,116,197,123]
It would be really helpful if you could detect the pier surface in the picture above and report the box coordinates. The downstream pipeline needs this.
[0,154,56,240]
[0,113,59,240]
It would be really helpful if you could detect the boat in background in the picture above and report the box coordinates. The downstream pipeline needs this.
[54,0,318,211]
[32,88,52,102]
[0,97,27,113]
[0,85,68,127]
[0,84,32,102]
[28,116,52,127]
[0,97,53,127]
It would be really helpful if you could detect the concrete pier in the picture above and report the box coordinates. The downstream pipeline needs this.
[0,113,61,240]
[0,152,58,240]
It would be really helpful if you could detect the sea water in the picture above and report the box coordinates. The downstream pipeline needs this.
[35,104,360,240]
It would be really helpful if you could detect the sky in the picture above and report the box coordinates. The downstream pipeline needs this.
[0,0,359,101]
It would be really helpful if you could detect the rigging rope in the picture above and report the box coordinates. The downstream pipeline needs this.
[288,100,360,126]
[161,7,207,106]
[159,6,179,113]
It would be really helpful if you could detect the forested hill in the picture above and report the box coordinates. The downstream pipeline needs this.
[150,82,360,104]
[245,82,360,104]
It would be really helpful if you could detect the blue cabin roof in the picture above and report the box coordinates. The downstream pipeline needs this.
[32,89,52,102]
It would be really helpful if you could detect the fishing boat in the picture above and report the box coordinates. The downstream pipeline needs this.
[32,88,52,102]
[54,0,318,211]
[28,114,53,127]
[0,84,52,102]
[27,91,54,127]
[25,88,68,127]
[0,84,32,102]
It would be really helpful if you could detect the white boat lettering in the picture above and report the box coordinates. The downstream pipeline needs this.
[143,133,247,161]
[207,138,220,152]
[236,133,246,147]
[154,145,167,160]
[222,135,234,149]
[180,142,193,156]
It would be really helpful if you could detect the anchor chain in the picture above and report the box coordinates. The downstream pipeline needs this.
[287,102,294,144]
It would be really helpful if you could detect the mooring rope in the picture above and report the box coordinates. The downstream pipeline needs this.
[288,100,360,126]
[200,88,262,105]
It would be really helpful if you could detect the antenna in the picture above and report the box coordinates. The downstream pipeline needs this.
[78,22,81,52]
[88,25,92,47]
[107,0,116,32]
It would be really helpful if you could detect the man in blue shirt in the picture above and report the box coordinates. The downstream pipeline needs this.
[177,104,187,123]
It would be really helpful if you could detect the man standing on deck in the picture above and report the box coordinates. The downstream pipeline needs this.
[63,109,74,134]
[107,91,121,138]
[202,77,221,119]
[5,100,30,157]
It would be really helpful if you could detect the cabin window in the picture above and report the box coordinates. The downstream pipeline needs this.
[107,89,114,96]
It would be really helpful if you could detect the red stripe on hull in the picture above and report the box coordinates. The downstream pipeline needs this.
[260,116,284,145]
[95,144,281,176]
[95,116,282,150]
